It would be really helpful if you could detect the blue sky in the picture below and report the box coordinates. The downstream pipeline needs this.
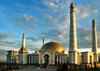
[0,0,100,62]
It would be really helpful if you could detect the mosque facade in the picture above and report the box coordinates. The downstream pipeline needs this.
[7,3,98,65]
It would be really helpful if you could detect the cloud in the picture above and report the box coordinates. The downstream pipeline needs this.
[38,14,70,43]
[0,50,7,55]
[0,33,21,49]
[94,10,97,13]
[40,24,68,42]
[11,13,37,32]
[0,41,16,47]
[46,15,58,24]
[56,24,69,42]
[43,0,71,12]
[75,4,99,19]
[0,40,21,50]
[27,29,34,32]
[44,1,58,8]
[0,39,41,61]
[27,37,38,41]
[0,33,11,40]
[15,3,24,7]
[77,26,92,48]
[75,5,91,19]
[26,42,40,51]
[49,2,57,7]
[0,55,6,62]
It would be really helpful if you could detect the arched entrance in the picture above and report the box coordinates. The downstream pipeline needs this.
[44,54,49,64]
[90,55,92,63]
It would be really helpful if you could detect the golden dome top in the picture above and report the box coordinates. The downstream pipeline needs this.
[92,19,96,23]
[23,33,25,36]
[40,42,65,53]
[35,50,39,53]
[70,3,75,8]
[19,46,28,52]
[70,3,75,13]
[92,19,96,27]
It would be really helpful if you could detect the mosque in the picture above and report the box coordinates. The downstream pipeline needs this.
[6,3,99,65]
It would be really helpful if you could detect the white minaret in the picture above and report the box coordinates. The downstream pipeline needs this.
[18,33,28,64]
[69,3,77,64]
[22,33,25,47]
[43,38,45,45]
[92,19,98,63]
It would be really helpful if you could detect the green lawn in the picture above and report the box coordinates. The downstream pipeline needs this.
[68,69,100,71]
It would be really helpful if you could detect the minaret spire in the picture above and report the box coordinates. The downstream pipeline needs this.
[92,19,97,54]
[22,33,25,47]
[19,33,27,52]
[69,3,77,51]
[69,3,77,64]
[70,3,75,13]
[92,19,98,62]
[43,38,45,45]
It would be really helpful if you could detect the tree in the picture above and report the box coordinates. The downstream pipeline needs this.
[0,63,2,68]
[74,64,76,69]
[70,63,71,69]
[94,62,97,69]
[63,63,68,71]
[7,63,9,70]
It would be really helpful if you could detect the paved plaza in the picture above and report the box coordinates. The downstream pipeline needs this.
[15,69,56,71]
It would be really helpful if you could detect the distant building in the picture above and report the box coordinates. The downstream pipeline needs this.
[6,3,98,64]
[7,50,18,63]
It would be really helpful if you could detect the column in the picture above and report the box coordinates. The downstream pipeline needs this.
[62,56,64,64]
[57,55,58,63]
[34,56,35,64]
[60,56,61,64]
[42,55,44,64]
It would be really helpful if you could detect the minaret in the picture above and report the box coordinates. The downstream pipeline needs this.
[43,38,45,45]
[92,19,98,62]
[19,33,27,52]
[18,33,28,64]
[69,3,77,64]
[22,33,25,47]
[69,3,77,51]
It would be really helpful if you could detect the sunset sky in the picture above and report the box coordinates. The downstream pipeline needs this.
[0,0,100,62]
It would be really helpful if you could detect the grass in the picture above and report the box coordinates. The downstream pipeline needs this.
[67,69,100,71]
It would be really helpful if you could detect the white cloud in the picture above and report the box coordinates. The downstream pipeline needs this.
[49,2,56,7]
[27,37,38,41]
[27,29,34,32]
[56,0,59,3]
[0,33,11,40]
[44,1,58,8]
[46,15,58,24]
[75,5,91,18]
[43,0,70,12]
[11,13,38,32]
[0,55,6,62]
[23,14,33,21]
[94,10,97,13]
[15,3,23,7]
[75,5,98,19]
